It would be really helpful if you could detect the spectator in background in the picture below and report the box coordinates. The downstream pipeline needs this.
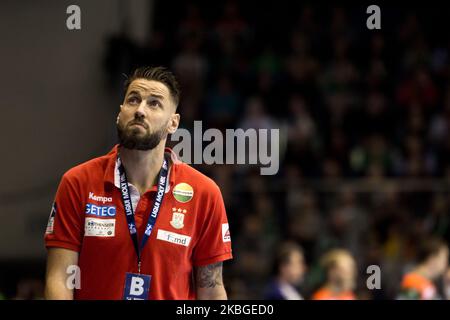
[349,134,392,177]
[396,67,438,110]
[178,3,205,41]
[172,34,208,104]
[285,94,321,177]
[287,94,318,152]
[206,73,240,128]
[327,189,368,260]
[285,31,320,96]
[287,189,323,263]
[214,1,249,49]
[239,96,277,131]
[14,278,44,300]
[264,242,306,300]
[398,237,449,300]
[311,249,357,300]
[443,267,450,300]
[422,194,450,243]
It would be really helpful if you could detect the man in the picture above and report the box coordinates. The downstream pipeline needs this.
[44,66,233,300]
[311,249,357,300]
[264,241,306,300]
[398,237,448,300]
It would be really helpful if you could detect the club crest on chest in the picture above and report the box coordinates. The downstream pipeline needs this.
[170,207,186,229]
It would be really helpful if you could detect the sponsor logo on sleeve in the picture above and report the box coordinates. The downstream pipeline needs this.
[156,229,191,247]
[222,223,231,242]
[84,218,115,237]
[45,202,57,234]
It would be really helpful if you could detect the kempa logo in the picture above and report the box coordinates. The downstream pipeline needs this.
[171,121,280,175]
[89,192,113,204]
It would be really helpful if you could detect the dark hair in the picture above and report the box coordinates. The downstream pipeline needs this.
[271,241,304,276]
[124,66,181,107]
[416,237,448,264]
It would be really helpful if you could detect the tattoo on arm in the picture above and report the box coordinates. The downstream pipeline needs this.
[195,262,224,288]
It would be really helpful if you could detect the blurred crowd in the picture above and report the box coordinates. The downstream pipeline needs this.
[104,1,450,300]
[5,1,450,300]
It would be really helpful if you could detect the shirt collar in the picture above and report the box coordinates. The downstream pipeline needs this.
[104,144,180,192]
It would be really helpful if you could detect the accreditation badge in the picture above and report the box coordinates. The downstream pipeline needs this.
[123,273,151,300]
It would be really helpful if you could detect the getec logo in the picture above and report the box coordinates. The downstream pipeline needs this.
[85,203,116,217]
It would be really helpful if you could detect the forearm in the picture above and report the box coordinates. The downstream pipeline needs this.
[45,248,78,300]
[45,276,74,300]
[197,286,228,300]
[195,262,228,300]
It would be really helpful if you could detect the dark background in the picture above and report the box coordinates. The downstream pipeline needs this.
[0,0,450,299]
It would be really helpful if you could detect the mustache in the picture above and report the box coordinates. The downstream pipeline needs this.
[127,119,148,129]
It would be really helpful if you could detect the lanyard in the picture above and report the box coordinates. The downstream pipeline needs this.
[118,154,169,273]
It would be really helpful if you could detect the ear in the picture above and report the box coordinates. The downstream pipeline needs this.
[116,106,123,124]
[167,113,180,134]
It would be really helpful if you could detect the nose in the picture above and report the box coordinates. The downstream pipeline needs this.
[134,101,147,118]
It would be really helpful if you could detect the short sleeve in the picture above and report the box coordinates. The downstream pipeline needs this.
[192,184,233,266]
[44,173,84,252]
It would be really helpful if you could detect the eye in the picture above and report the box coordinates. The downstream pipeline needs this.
[148,99,161,108]
[127,96,140,105]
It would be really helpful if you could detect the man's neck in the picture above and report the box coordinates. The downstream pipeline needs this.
[119,144,166,195]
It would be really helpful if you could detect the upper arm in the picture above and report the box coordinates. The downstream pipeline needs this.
[45,173,84,252]
[45,247,79,299]
[194,262,227,300]
[192,184,232,266]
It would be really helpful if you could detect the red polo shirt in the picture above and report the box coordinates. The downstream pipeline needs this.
[44,145,233,300]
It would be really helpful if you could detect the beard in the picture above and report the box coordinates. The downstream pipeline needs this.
[117,118,168,151]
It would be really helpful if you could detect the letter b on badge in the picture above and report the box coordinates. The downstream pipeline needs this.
[131,277,144,295]
[123,273,151,300]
